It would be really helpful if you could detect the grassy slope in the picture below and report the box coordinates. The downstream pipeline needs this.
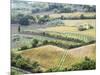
[68,44,96,59]
[18,44,96,70]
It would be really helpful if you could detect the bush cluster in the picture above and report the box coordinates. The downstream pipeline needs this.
[46,57,96,72]
[11,52,42,73]
[78,24,94,31]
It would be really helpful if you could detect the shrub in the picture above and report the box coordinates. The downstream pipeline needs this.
[53,9,59,13]
[18,25,21,33]
[64,57,96,71]
[19,16,29,25]
[43,40,49,45]
[31,39,39,47]
[47,19,64,26]
[25,15,36,24]
[72,57,95,70]
[32,7,40,13]
[33,39,38,44]
[80,14,96,19]
[78,24,94,31]
[11,53,42,73]
[60,15,66,20]
[80,14,85,19]
[78,25,87,31]
[32,62,40,69]
[20,45,28,50]
[46,67,59,72]
[59,7,72,13]
[38,15,50,24]
[11,69,20,75]
[12,34,20,41]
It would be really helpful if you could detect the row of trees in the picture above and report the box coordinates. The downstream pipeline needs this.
[43,3,96,13]
[13,1,95,14]
[18,38,82,51]
[11,14,51,25]
[11,13,95,25]
[59,14,96,20]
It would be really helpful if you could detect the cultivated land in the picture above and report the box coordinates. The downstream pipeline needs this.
[18,44,96,70]
[49,12,96,18]
[11,15,96,72]
[11,1,96,74]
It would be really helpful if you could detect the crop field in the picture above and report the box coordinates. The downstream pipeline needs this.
[63,19,96,27]
[49,12,96,18]
[40,27,95,37]
[12,34,82,49]
[40,26,78,32]
[11,1,96,74]
[78,29,96,37]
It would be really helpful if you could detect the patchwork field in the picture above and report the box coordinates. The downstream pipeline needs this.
[11,1,96,74]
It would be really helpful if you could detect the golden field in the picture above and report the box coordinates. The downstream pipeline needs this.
[18,44,96,70]
[63,19,96,27]
[40,26,96,37]
[49,12,96,18]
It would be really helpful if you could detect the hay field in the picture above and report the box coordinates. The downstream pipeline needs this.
[18,44,96,70]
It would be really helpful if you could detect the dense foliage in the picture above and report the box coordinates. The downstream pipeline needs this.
[11,52,42,73]
[47,19,64,26]
[64,57,96,71]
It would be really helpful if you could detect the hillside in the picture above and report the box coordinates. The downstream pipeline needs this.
[18,44,96,70]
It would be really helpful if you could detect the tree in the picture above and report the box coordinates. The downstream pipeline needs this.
[60,7,72,13]
[20,45,28,50]
[11,53,42,72]
[60,15,65,20]
[18,25,21,32]
[38,15,50,24]
[19,16,29,25]
[25,15,36,24]
[80,14,85,19]
[43,40,48,45]
[31,39,39,47]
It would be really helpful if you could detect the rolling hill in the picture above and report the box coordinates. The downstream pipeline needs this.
[18,44,96,71]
